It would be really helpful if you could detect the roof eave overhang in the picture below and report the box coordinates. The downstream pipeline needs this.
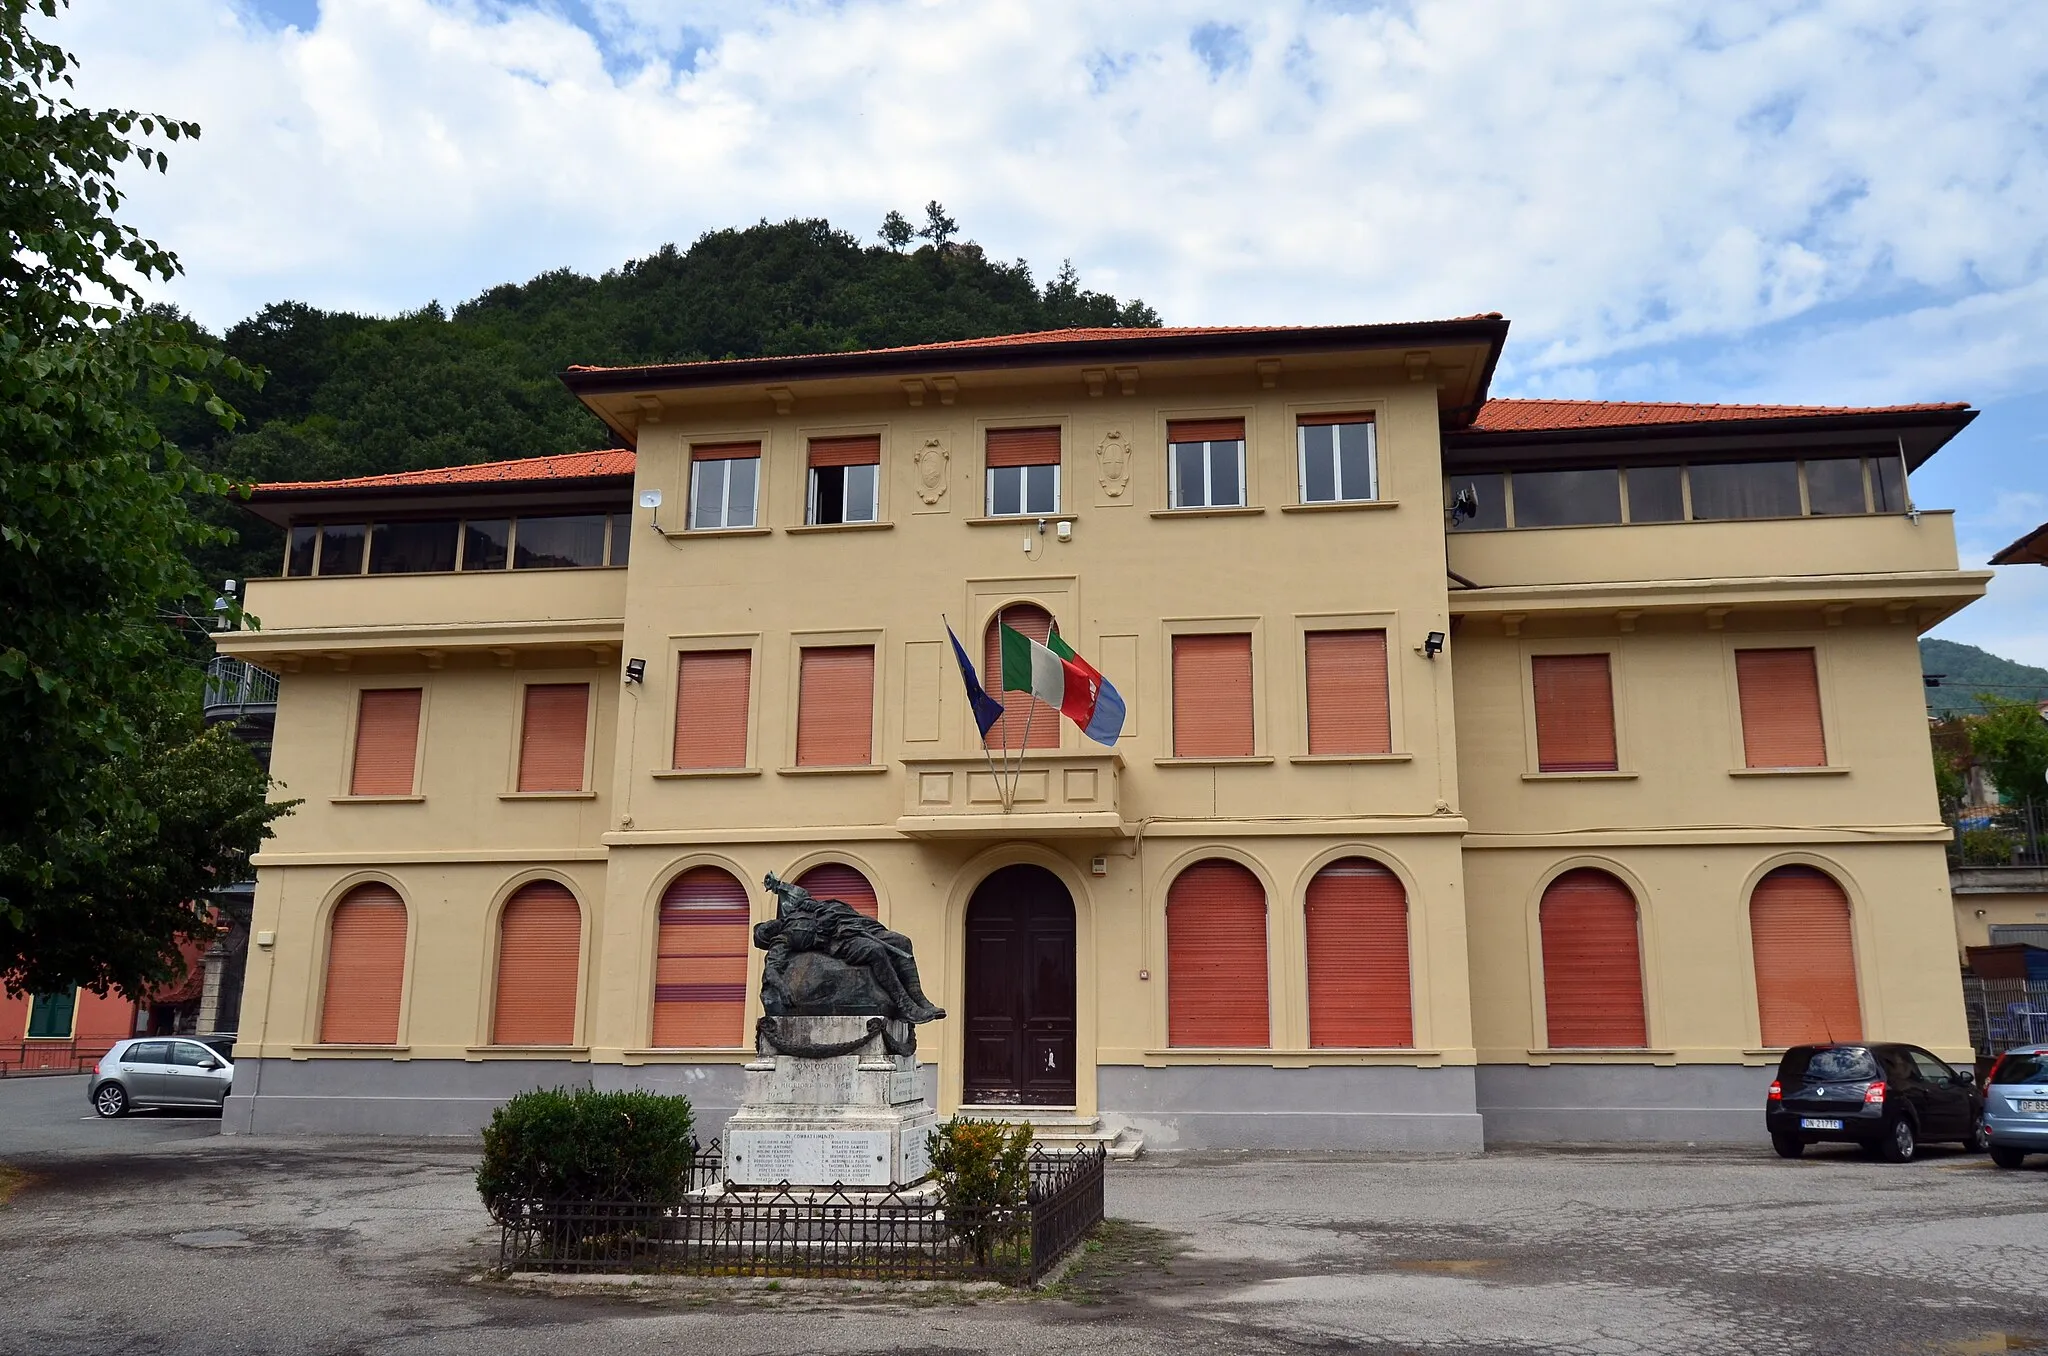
[1447,406,1976,471]
[1991,521,2048,567]
[238,473,636,528]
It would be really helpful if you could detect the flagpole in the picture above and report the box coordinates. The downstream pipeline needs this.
[945,614,1007,806]
[1012,690,1037,808]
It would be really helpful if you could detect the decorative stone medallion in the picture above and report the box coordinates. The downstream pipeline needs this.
[1096,429,1130,498]
[914,437,949,505]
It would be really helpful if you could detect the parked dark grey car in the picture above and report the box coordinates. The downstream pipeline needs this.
[1766,1042,1984,1162]
[88,1037,234,1117]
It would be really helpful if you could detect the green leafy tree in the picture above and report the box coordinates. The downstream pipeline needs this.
[918,199,959,251]
[1966,695,2048,807]
[878,209,914,252]
[0,0,286,997]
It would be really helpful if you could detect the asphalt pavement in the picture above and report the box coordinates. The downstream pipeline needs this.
[2,1074,2045,1355]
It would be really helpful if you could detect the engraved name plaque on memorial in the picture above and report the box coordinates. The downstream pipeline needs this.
[718,873,941,1191]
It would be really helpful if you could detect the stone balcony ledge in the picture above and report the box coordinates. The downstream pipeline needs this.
[895,752,1127,838]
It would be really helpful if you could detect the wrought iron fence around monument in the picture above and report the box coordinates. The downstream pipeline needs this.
[1962,977,2048,1058]
[495,1141,1105,1284]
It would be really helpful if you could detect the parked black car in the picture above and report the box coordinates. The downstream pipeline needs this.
[1766,1043,1985,1162]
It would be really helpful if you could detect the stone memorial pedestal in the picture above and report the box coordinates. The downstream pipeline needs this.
[721,1015,937,1189]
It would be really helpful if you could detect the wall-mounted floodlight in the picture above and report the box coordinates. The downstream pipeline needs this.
[624,657,646,684]
[1421,631,1446,659]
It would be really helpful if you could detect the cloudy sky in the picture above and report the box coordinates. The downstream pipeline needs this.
[58,0,2048,662]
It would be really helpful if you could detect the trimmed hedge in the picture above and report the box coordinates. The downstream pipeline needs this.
[476,1087,695,1222]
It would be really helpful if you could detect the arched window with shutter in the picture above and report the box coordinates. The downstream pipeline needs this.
[1538,869,1647,1048]
[320,883,408,1045]
[1751,866,1862,1047]
[492,881,582,1046]
[795,862,879,919]
[1166,860,1269,1047]
[652,867,750,1047]
[1305,858,1412,1048]
[983,604,1060,750]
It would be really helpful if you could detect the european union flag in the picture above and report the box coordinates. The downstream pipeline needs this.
[945,620,1005,740]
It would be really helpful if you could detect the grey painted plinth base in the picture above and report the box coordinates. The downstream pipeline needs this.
[1476,1064,1774,1144]
[222,1059,746,1138]
[1099,1064,1485,1152]
[723,1017,936,1187]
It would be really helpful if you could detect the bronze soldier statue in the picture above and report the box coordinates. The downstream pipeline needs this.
[757,873,946,1024]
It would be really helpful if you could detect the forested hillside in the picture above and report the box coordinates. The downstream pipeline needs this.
[158,213,1160,583]
[1921,638,2048,715]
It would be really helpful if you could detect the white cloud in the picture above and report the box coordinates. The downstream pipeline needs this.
[49,0,2048,411]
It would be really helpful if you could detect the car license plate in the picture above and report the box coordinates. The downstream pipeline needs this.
[1800,1118,1844,1130]
[2018,1100,2048,1113]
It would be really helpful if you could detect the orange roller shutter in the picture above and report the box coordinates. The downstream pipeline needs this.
[1532,655,1618,772]
[1167,861,1269,1047]
[1173,633,1254,757]
[795,863,879,919]
[691,441,761,461]
[1751,867,1862,1046]
[652,868,750,1047]
[985,427,1061,468]
[1306,859,1412,1047]
[809,435,881,468]
[1305,630,1391,755]
[492,882,581,1046]
[674,650,752,769]
[517,684,589,792]
[983,606,1060,750]
[350,689,422,796]
[1297,411,1374,427]
[1735,649,1827,768]
[1539,870,1647,1047]
[795,646,876,766]
[1166,418,1246,444]
[320,885,407,1044]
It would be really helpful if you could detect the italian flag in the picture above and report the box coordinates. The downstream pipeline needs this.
[998,623,1127,746]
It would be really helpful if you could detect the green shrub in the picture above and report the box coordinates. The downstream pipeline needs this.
[476,1087,696,1221]
[1959,827,2018,865]
[927,1118,1032,1265]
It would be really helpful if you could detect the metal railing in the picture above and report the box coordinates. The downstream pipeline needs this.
[1962,978,2048,1057]
[0,1040,117,1077]
[1948,800,2048,868]
[202,656,280,714]
[495,1141,1105,1284]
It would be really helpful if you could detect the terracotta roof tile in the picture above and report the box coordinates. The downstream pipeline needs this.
[257,449,634,494]
[1469,397,1970,433]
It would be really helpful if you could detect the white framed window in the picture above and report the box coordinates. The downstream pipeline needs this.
[689,456,759,530]
[1298,419,1378,503]
[809,464,879,524]
[986,463,1059,517]
[1169,437,1245,509]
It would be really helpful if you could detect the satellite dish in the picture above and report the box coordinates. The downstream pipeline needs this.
[1451,485,1479,523]
[639,489,663,509]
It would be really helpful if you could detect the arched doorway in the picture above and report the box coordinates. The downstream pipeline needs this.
[963,864,1076,1106]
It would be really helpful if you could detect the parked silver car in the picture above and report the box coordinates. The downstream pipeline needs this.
[1986,1045,2048,1169]
[88,1037,234,1117]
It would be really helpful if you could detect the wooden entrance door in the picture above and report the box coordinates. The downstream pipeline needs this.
[963,865,1076,1106]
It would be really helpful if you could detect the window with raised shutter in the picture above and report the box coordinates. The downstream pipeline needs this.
[795,646,876,766]
[1539,869,1647,1048]
[1306,859,1411,1047]
[1305,630,1391,755]
[808,436,882,524]
[517,684,589,792]
[983,605,1060,750]
[320,884,407,1044]
[1735,648,1827,768]
[1297,413,1377,503]
[673,650,752,769]
[652,867,750,1047]
[1532,655,1618,772]
[985,427,1060,516]
[1172,633,1254,757]
[689,442,760,530]
[1751,866,1862,1047]
[1166,860,1269,1047]
[795,863,880,920]
[1167,418,1247,509]
[492,882,581,1046]
[350,688,422,796]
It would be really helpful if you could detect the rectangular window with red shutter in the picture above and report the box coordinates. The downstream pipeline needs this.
[985,427,1060,516]
[808,435,881,525]
[516,684,589,792]
[1735,647,1827,768]
[350,688,423,796]
[795,645,876,767]
[1172,633,1255,757]
[1297,413,1377,503]
[1531,654,1618,773]
[1167,418,1246,509]
[1304,630,1391,755]
[689,441,760,530]
[674,650,752,769]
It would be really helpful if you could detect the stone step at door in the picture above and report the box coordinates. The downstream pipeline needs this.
[952,1107,1144,1159]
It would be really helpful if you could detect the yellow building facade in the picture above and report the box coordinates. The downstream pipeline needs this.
[215,321,1986,1147]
